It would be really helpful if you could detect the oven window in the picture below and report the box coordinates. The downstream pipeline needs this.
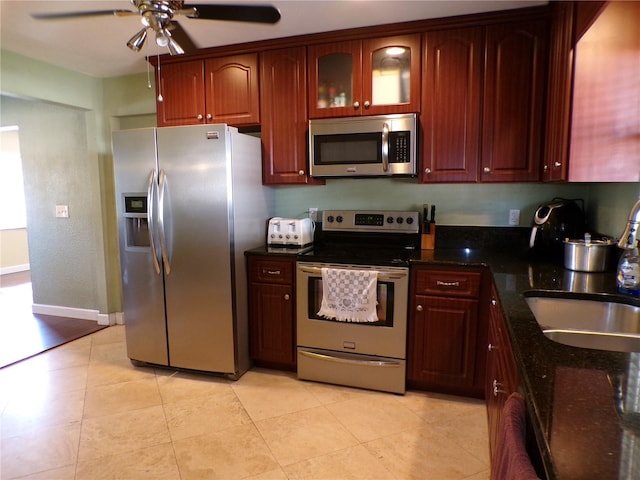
[314,133,382,165]
[307,277,394,326]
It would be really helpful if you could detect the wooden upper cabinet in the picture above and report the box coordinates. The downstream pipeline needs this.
[542,1,575,182]
[568,1,640,182]
[481,19,548,182]
[260,47,322,185]
[308,34,421,118]
[421,27,482,183]
[156,60,205,127]
[205,54,259,126]
[155,53,259,127]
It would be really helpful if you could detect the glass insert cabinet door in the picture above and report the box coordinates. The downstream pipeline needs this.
[308,34,421,118]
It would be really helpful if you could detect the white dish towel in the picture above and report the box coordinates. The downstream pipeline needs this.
[317,267,379,322]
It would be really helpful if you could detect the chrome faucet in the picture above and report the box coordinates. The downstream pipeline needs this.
[618,196,640,249]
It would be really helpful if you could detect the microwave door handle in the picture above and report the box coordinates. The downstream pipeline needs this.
[381,123,390,172]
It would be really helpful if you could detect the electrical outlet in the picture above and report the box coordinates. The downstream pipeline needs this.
[55,205,69,218]
[308,207,318,222]
[509,209,520,226]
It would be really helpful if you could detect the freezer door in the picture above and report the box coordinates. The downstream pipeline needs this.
[156,125,236,373]
[112,128,169,366]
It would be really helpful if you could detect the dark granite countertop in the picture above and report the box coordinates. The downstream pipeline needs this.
[246,226,640,479]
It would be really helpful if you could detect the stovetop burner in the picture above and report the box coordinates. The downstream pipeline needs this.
[300,209,421,266]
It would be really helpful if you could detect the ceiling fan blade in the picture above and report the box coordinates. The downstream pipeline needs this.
[31,10,136,20]
[166,21,199,54]
[184,4,281,24]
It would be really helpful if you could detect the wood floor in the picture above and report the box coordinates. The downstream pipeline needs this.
[0,271,106,368]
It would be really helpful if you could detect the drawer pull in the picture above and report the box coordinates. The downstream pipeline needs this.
[436,280,460,287]
[263,269,281,276]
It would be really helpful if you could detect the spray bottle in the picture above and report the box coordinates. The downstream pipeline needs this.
[617,194,640,297]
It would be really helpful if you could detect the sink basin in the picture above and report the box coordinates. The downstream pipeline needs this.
[524,293,640,352]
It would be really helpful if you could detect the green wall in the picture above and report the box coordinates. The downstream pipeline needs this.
[0,49,637,315]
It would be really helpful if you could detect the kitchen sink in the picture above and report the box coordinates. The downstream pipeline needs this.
[524,293,640,353]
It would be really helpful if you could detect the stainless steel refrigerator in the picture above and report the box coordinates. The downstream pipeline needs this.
[112,124,273,378]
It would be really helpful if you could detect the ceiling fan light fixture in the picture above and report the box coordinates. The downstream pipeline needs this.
[155,27,170,47]
[127,28,148,52]
[167,36,184,55]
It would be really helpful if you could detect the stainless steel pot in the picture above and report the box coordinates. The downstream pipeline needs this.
[564,236,615,272]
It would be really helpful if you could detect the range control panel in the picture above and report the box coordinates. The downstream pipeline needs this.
[322,210,419,233]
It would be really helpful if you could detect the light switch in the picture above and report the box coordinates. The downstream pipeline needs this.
[55,205,69,218]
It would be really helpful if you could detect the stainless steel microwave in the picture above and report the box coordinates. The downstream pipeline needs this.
[308,113,417,178]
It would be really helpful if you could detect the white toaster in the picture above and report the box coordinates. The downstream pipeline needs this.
[267,217,314,247]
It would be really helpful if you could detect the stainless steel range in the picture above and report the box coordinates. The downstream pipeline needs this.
[296,210,420,394]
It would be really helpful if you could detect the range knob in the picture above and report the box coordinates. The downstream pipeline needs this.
[386,216,394,224]
[406,217,414,224]
[327,215,335,223]
[396,217,404,224]
[336,215,343,223]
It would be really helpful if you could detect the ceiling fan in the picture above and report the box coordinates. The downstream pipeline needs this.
[31,1,281,55]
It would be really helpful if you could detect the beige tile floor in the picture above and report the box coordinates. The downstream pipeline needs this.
[0,325,490,479]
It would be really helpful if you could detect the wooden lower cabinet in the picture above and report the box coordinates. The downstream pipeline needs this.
[247,255,296,370]
[407,266,487,396]
[485,282,519,464]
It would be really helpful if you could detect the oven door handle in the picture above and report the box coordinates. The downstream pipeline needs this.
[299,350,403,368]
[298,266,407,281]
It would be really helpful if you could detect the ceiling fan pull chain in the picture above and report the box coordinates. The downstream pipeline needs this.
[156,49,163,103]
[146,57,152,89]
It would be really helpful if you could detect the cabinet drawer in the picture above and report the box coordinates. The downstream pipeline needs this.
[249,258,294,284]
[413,268,481,298]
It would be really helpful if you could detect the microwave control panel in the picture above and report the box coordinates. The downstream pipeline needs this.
[389,132,409,163]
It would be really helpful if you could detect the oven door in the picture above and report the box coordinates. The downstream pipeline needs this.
[296,262,408,359]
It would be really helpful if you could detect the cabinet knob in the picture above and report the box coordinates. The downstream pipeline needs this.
[364,100,370,108]
[554,162,562,168]
[491,298,497,306]
[483,167,491,173]
[298,170,305,176]
[197,114,203,120]
[488,343,496,352]
[416,305,423,312]
[492,379,507,397]
[206,113,212,120]
[284,294,290,300]
[543,164,549,171]
[353,101,360,109]
[424,168,431,175]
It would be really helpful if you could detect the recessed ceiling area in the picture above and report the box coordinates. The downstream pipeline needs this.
[0,1,547,78]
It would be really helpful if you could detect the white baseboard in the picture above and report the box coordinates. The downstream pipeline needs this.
[0,264,30,275]
[32,304,122,326]
[97,312,124,326]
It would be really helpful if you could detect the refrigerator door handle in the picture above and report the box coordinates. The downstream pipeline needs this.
[147,169,161,275]
[158,169,171,275]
